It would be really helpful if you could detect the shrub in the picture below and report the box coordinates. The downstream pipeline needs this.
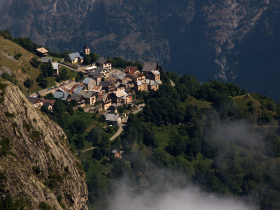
[78,107,84,112]
[14,53,22,59]
[24,78,34,89]
[39,202,51,210]
[32,166,41,175]
[1,73,13,83]
[4,111,15,118]
[23,122,32,132]
[0,136,11,156]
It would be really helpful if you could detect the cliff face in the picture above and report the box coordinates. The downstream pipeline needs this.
[1,0,280,100]
[0,79,88,209]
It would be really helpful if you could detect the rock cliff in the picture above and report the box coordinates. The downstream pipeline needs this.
[0,79,88,209]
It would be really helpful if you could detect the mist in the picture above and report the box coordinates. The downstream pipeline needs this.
[109,181,257,210]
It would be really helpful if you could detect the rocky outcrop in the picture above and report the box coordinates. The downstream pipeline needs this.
[0,79,88,209]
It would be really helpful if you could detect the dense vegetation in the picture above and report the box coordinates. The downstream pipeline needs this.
[75,69,280,210]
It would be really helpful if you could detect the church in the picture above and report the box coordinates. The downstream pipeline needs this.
[67,43,90,64]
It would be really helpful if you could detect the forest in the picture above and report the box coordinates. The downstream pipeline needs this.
[38,67,280,210]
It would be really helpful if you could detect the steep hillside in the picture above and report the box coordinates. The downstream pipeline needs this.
[0,35,41,95]
[1,0,279,100]
[0,79,88,209]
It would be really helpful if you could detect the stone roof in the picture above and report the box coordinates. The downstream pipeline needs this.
[114,89,128,98]
[79,90,94,98]
[105,113,120,122]
[96,57,107,65]
[74,86,84,94]
[115,81,121,88]
[142,62,158,72]
[99,81,112,88]
[68,52,83,61]
[71,93,83,101]
[41,57,53,63]
[83,77,92,84]
[54,91,69,101]
[27,97,40,105]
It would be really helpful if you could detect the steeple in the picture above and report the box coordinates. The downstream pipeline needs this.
[84,43,90,49]
[83,43,90,55]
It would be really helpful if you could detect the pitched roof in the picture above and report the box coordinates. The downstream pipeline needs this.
[83,77,92,84]
[96,57,107,65]
[68,52,83,61]
[150,70,160,75]
[36,48,48,54]
[125,66,138,75]
[79,90,94,98]
[52,62,59,70]
[42,102,52,107]
[40,99,55,106]
[105,113,120,122]
[99,81,112,88]
[137,81,142,86]
[54,91,69,101]
[74,86,84,94]
[41,57,53,63]
[71,93,83,101]
[115,81,121,88]
[27,97,41,105]
[114,89,128,98]
[89,67,102,78]
[91,85,102,92]
[83,43,90,49]
[142,62,158,72]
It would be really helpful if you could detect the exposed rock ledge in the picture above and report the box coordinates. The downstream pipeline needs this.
[0,79,88,209]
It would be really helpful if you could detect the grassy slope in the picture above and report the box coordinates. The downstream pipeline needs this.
[0,35,41,95]
[0,36,78,95]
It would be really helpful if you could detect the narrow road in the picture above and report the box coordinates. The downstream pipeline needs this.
[78,104,145,154]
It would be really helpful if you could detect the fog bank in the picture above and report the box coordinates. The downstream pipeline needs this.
[109,183,257,210]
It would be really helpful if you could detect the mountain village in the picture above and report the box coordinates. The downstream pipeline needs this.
[28,44,162,127]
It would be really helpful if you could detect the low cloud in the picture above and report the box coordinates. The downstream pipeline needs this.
[109,181,256,210]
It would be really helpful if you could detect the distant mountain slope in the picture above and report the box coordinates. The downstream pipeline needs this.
[1,0,280,100]
[0,79,88,209]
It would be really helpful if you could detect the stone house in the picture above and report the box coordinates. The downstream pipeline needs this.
[79,90,96,105]
[147,70,160,81]
[67,52,84,64]
[67,43,90,64]
[27,97,43,108]
[105,113,121,126]
[82,77,96,90]
[96,57,112,69]
[133,73,145,82]
[125,66,139,78]
[110,89,131,104]
[142,62,160,73]
[99,81,115,93]
[71,94,85,107]
[54,90,70,101]
[135,81,148,92]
